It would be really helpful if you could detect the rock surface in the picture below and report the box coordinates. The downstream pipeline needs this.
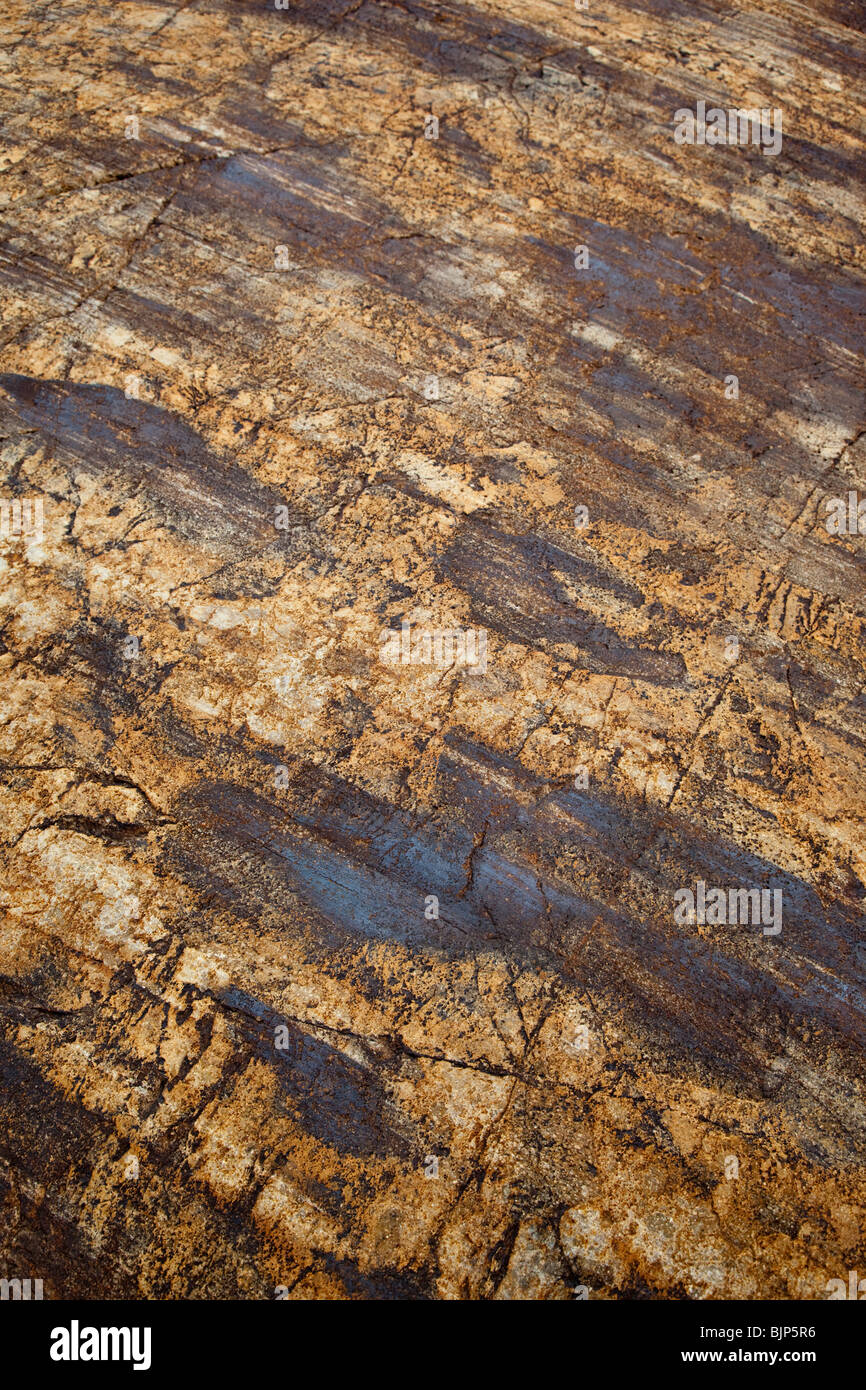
[0,0,864,1299]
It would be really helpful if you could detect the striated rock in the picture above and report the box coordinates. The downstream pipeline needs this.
[0,0,864,1300]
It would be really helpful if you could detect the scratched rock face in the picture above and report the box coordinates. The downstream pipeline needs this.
[0,0,864,1301]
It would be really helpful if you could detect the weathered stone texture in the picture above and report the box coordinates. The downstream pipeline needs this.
[0,0,864,1299]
